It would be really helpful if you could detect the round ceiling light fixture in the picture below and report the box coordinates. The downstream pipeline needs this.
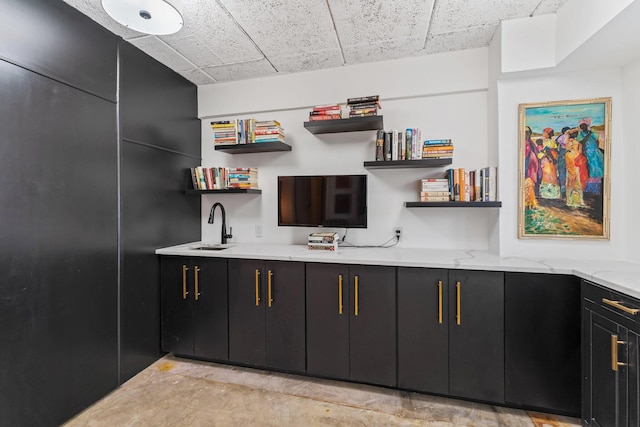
[101,0,184,35]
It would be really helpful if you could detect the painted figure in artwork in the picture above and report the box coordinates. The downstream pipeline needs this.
[578,117,605,194]
[564,127,587,207]
[523,126,539,194]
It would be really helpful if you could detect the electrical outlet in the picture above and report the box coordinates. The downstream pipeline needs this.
[255,224,263,238]
[394,227,402,240]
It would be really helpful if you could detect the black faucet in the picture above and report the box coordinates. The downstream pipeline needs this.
[208,202,232,244]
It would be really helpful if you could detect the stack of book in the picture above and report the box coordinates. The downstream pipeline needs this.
[308,104,342,121]
[254,120,284,144]
[307,232,339,251]
[190,166,229,190]
[446,167,497,202]
[211,121,238,145]
[422,139,454,159]
[420,178,451,202]
[227,167,259,189]
[347,95,380,117]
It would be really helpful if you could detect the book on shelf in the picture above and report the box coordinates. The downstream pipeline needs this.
[348,111,378,117]
[190,166,258,190]
[212,118,283,145]
[422,139,453,146]
[309,109,341,116]
[312,104,341,111]
[347,95,379,104]
[444,167,497,202]
[420,193,451,202]
[384,132,392,161]
[308,114,342,121]
[375,130,385,161]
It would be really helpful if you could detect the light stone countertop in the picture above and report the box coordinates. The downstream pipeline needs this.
[156,242,640,300]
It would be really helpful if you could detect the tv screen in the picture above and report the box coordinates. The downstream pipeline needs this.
[278,175,367,228]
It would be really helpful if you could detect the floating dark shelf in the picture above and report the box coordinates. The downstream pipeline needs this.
[185,188,262,195]
[304,115,384,134]
[364,158,452,169]
[405,201,502,208]
[214,142,291,154]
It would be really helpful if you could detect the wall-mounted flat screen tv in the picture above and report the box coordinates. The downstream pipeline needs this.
[278,174,367,228]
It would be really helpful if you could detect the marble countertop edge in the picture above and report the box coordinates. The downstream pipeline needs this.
[156,242,640,299]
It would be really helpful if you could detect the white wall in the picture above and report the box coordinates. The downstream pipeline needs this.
[622,57,640,263]
[198,49,497,249]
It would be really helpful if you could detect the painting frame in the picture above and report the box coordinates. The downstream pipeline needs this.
[518,97,611,240]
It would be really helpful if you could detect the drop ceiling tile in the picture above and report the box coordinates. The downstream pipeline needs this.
[429,0,540,34]
[61,0,154,38]
[202,59,277,82]
[343,37,425,64]
[217,0,340,57]
[159,0,264,67]
[533,0,570,15]
[180,68,217,85]
[269,49,344,73]
[329,0,435,45]
[424,24,498,54]
[128,36,197,72]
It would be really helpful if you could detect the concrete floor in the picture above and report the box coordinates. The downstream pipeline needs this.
[64,355,581,426]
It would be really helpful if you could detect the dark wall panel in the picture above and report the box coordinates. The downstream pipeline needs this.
[120,141,200,382]
[119,41,200,156]
[0,0,117,101]
[0,59,118,426]
[119,39,201,383]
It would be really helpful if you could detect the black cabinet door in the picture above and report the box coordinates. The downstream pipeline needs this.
[160,257,195,356]
[398,267,449,394]
[306,263,350,379]
[265,261,306,372]
[349,265,397,387]
[505,273,581,416]
[449,270,504,404]
[228,259,266,366]
[583,309,628,427]
[193,258,228,361]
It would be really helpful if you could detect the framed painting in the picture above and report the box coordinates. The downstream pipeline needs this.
[518,97,611,239]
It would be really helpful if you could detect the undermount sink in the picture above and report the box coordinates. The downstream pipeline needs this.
[189,244,233,251]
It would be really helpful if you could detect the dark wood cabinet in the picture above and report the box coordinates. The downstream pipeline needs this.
[398,268,504,403]
[397,267,449,394]
[583,280,640,427]
[160,256,228,361]
[306,263,396,387]
[448,269,505,404]
[228,259,305,372]
[505,273,581,416]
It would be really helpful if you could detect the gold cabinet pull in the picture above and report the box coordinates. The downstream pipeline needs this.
[611,334,627,371]
[255,269,261,306]
[603,298,640,315]
[268,270,273,307]
[194,266,200,301]
[354,275,359,316]
[338,274,343,315]
[182,265,189,299]
[438,281,443,324]
[456,281,461,325]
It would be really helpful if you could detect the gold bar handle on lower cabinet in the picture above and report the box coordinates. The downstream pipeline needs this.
[338,274,343,315]
[194,266,200,301]
[255,269,261,306]
[603,298,640,315]
[456,281,461,325]
[182,265,189,300]
[438,281,443,324]
[611,334,627,371]
[268,270,273,307]
[354,275,359,316]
